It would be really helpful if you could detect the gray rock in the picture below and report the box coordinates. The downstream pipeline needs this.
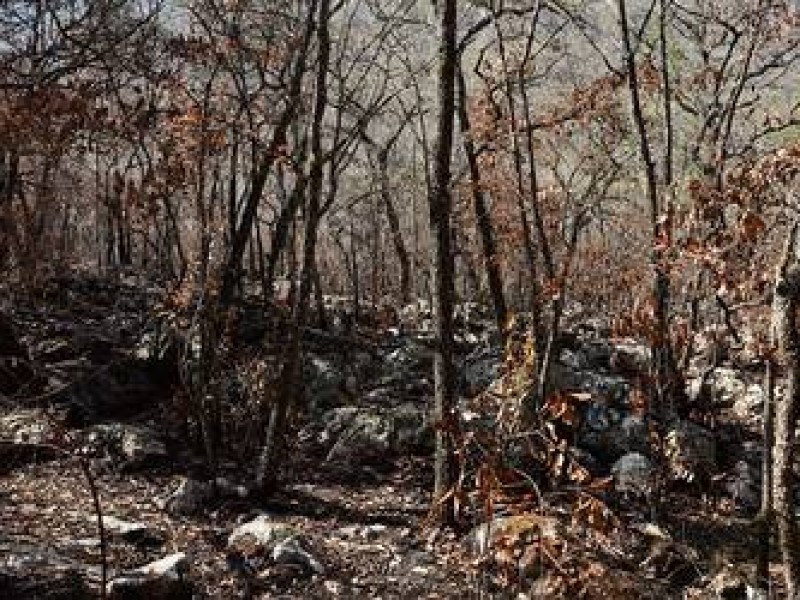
[664,420,716,482]
[34,338,78,362]
[165,478,213,516]
[578,339,613,370]
[688,367,765,421]
[120,426,167,463]
[704,568,749,600]
[580,410,649,461]
[609,340,651,375]
[325,410,392,461]
[305,356,344,411]
[732,384,765,421]
[318,406,359,447]
[322,405,430,463]
[383,339,433,376]
[362,386,395,404]
[724,461,760,510]
[612,452,656,496]
[362,524,388,540]
[393,403,433,453]
[272,536,325,575]
[559,348,586,371]
[107,552,191,600]
[708,368,747,405]
[83,423,166,465]
[548,363,629,407]
[0,410,61,473]
[462,347,503,396]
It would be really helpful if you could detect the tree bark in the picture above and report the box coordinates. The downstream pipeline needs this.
[492,17,544,343]
[255,0,330,494]
[377,148,412,305]
[265,169,307,301]
[617,0,678,417]
[430,0,458,525]
[756,353,775,592]
[219,2,317,307]
[455,65,507,337]
[770,222,800,598]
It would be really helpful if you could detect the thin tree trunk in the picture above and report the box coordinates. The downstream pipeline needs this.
[618,0,677,417]
[219,3,317,307]
[0,149,18,270]
[350,217,360,323]
[266,168,307,301]
[493,18,543,343]
[228,132,238,247]
[377,149,412,304]
[256,0,331,494]
[430,0,458,526]
[312,264,326,328]
[455,65,507,336]
[756,354,775,592]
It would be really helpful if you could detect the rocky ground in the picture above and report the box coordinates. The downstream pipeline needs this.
[0,274,794,598]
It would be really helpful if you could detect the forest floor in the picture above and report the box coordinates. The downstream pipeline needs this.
[0,272,792,599]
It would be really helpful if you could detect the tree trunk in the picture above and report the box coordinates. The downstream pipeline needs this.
[350,217,360,323]
[0,150,17,270]
[266,168,307,301]
[312,264,326,329]
[771,222,800,598]
[219,3,317,307]
[455,65,507,337]
[493,19,543,344]
[377,149,412,305]
[756,354,775,591]
[255,0,330,494]
[430,0,458,525]
[618,0,679,417]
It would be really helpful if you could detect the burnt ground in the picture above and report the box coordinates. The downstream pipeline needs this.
[0,273,792,599]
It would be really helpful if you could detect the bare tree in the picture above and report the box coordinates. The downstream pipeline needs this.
[770,218,800,598]
[429,0,458,525]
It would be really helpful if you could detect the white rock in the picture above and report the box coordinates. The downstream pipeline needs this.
[107,552,191,600]
[95,515,153,542]
[227,514,295,554]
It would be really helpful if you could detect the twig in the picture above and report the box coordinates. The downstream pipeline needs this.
[77,456,108,599]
